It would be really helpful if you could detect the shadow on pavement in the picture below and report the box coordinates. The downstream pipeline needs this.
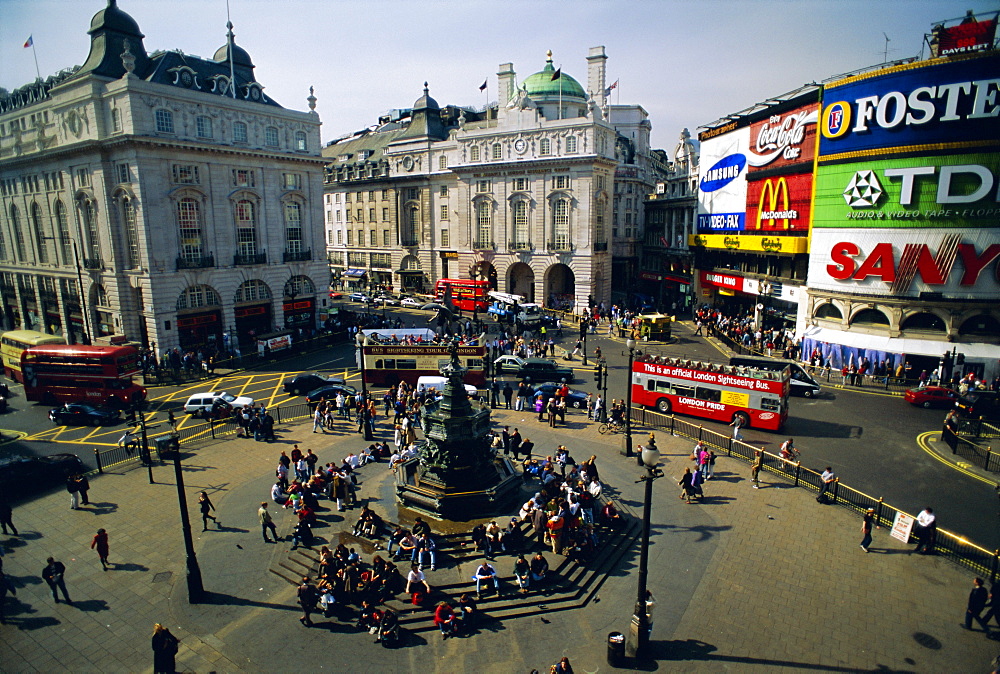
[201,590,299,612]
[644,639,909,672]
[659,523,732,543]
[72,599,110,612]
[111,562,149,572]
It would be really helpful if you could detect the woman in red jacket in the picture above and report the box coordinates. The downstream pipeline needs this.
[433,601,458,639]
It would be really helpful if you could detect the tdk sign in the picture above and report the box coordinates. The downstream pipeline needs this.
[819,54,1000,156]
[700,153,746,192]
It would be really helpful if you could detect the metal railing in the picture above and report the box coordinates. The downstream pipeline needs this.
[629,406,1000,582]
[283,249,312,263]
[472,240,496,251]
[82,257,103,270]
[234,252,267,266]
[546,240,575,253]
[507,241,534,252]
[176,253,215,270]
[941,424,1000,472]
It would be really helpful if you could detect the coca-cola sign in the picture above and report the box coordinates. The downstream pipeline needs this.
[747,102,818,172]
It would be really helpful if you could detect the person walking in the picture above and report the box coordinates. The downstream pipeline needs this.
[198,492,218,531]
[914,507,937,554]
[817,467,836,503]
[42,557,71,603]
[151,623,180,674]
[729,415,745,442]
[0,497,17,536]
[750,451,763,488]
[77,474,90,506]
[297,577,319,626]
[965,577,990,631]
[67,474,81,510]
[258,502,279,543]
[91,528,110,570]
[860,508,876,552]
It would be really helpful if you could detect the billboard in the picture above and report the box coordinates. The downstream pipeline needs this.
[812,153,1000,229]
[819,52,1000,159]
[936,17,997,56]
[807,227,1000,299]
[747,103,818,173]
[746,173,813,232]
[697,126,750,232]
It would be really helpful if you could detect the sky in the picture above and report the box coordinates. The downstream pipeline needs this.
[2,0,997,150]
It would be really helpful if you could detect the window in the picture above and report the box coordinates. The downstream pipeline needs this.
[440,229,450,247]
[371,253,391,268]
[440,205,449,220]
[265,126,279,147]
[235,200,257,257]
[440,185,448,196]
[470,146,480,162]
[402,205,418,245]
[116,163,131,183]
[369,208,375,222]
[368,191,375,201]
[513,177,527,191]
[235,279,271,303]
[513,201,529,245]
[383,230,390,246]
[76,168,91,187]
[53,200,71,265]
[172,165,200,184]
[32,203,48,264]
[346,230,353,246]
[345,193,351,203]
[369,231,376,246]
[337,230,343,245]
[232,169,254,187]
[0,227,6,261]
[566,136,577,153]
[285,202,303,254]
[177,285,221,310]
[476,202,491,246]
[540,138,551,155]
[348,252,366,266]
[406,188,418,200]
[552,199,569,248]
[233,121,248,143]
[122,196,140,268]
[695,386,722,403]
[596,174,606,191]
[196,116,213,138]
[439,156,448,170]
[9,206,25,261]
[356,209,362,222]
[382,208,388,221]
[111,108,122,133]
[554,175,569,189]
[155,109,174,133]
[295,131,307,151]
[283,173,301,190]
[476,180,492,193]
[177,198,204,261]
[82,200,100,259]
[492,143,502,160]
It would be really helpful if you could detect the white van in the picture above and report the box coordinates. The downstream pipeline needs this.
[416,376,479,399]
[183,391,255,417]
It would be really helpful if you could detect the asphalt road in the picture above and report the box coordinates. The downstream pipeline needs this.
[1,304,996,549]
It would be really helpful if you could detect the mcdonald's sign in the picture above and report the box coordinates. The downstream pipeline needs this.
[746,172,812,232]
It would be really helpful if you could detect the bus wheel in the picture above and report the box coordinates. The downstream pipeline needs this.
[656,398,671,414]
[732,411,750,428]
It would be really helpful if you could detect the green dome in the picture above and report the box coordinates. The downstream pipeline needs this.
[521,52,586,100]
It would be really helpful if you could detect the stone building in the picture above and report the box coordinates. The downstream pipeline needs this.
[323,48,630,313]
[0,0,326,353]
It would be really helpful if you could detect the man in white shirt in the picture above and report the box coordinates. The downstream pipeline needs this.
[474,561,500,599]
[817,467,836,503]
[915,507,937,554]
[345,452,360,470]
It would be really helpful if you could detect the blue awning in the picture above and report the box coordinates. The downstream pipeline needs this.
[343,268,367,278]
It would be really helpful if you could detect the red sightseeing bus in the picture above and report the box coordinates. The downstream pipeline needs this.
[360,328,486,388]
[631,355,789,431]
[434,278,489,312]
[21,344,147,406]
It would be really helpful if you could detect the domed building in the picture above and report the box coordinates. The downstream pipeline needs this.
[0,0,327,353]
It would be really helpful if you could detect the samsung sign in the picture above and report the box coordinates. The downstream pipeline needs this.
[700,153,747,192]
[819,53,1000,157]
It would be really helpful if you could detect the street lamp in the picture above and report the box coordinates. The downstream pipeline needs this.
[356,330,374,440]
[625,443,662,659]
[599,358,609,423]
[623,337,636,457]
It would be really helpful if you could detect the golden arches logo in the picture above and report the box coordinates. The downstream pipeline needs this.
[757,177,798,230]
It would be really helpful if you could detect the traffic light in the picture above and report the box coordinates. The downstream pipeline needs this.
[594,364,603,386]
[956,352,966,366]
[588,295,595,308]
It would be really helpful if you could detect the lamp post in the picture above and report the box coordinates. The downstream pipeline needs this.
[625,443,662,659]
[71,240,93,345]
[600,358,609,423]
[623,337,636,457]
[581,315,588,366]
[356,330,374,440]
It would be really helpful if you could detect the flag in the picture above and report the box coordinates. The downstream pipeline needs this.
[478,79,488,91]
[604,79,618,97]
[550,68,561,81]
[23,35,33,48]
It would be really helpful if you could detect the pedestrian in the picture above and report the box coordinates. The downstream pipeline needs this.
[258,502,279,543]
[914,507,937,554]
[77,474,90,506]
[503,382,513,409]
[552,656,574,673]
[981,584,1000,629]
[91,528,110,570]
[297,576,319,627]
[151,623,180,674]
[860,508,876,552]
[706,450,717,480]
[198,492,218,531]
[167,410,177,431]
[965,577,990,631]
[0,497,17,536]
[729,415,745,442]
[817,467,836,503]
[0,568,16,625]
[67,474,81,510]
[42,557,71,603]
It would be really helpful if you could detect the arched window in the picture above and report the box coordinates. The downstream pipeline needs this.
[235,279,271,303]
[177,197,204,261]
[93,283,110,307]
[176,285,221,310]
[959,314,1000,337]
[54,200,71,265]
[235,200,257,257]
[594,198,606,245]
[80,199,100,260]
[551,199,569,249]
[285,202,303,254]
[513,201,529,247]
[283,275,315,297]
[476,201,492,248]
[233,121,248,143]
[851,308,889,327]
[32,203,48,263]
[122,196,140,268]
[815,303,843,320]
[10,205,26,261]
[402,205,418,246]
[900,312,946,333]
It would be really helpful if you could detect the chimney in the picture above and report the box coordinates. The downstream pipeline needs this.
[497,62,516,107]
[587,46,608,108]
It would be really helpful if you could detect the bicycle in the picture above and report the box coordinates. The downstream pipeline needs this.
[598,420,626,435]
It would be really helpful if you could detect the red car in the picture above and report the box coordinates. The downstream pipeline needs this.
[904,386,959,409]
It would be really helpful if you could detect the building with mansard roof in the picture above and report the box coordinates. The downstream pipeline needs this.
[0,0,326,354]
[322,47,662,312]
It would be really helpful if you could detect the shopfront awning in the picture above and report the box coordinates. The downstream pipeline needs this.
[396,269,424,275]
[343,268,367,278]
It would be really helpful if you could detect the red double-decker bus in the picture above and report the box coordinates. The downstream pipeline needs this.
[631,354,789,431]
[434,278,489,312]
[21,344,147,406]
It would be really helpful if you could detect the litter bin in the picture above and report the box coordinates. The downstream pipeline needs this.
[607,631,625,667]
[154,434,180,460]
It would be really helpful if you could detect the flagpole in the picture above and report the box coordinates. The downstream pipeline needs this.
[31,40,41,81]
[558,63,563,120]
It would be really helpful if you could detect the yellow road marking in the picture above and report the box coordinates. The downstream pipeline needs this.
[916,431,997,485]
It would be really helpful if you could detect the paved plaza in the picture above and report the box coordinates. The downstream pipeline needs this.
[0,407,996,673]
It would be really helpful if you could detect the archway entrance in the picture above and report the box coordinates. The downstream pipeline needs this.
[507,262,534,302]
[545,263,576,311]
